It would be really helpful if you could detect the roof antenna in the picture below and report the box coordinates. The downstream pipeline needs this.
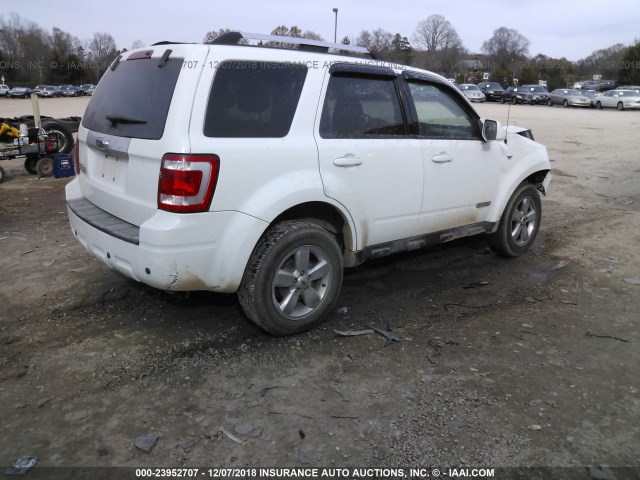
[504,100,511,144]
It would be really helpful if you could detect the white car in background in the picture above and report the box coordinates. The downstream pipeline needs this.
[594,89,640,111]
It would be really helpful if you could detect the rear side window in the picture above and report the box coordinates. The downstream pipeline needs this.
[320,75,405,138]
[81,54,182,140]
[204,62,307,138]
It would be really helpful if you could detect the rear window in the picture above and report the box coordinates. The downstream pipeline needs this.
[204,61,307,138]
[81,54,182,140]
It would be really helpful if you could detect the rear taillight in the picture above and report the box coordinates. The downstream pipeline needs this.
[158,154,220,213]
[72,140,80,175]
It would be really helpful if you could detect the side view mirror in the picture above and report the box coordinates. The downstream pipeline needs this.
[482,119,506,142]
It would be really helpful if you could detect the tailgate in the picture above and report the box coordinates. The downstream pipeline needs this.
[77,45,210,226]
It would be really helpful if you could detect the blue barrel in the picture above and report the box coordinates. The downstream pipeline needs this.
[53,154,75,178]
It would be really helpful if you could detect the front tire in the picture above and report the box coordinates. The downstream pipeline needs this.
[238,221,343,336]
[563,100,569,108]
[617,101,624,111]
[486,183,541,258]
[596,101,602,109]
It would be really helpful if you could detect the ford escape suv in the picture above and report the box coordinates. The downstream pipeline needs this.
[66,32,551,335]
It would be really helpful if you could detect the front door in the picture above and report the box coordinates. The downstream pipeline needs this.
[404,79,502,234]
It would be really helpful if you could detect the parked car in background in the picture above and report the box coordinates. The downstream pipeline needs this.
[594,89,640,111]
[478,82,505,102]
[85,85,97,96]
[618,85,640,94]
[574,79,616,92]
[502,86,537,105]
[60,85,80,97]
[580,90,597,106]
[37,85,61,98]
[458,84,486,102]
[520,85,549,105]
[78,84,95,96]
[33,85,46,95]
[547,89,592,107]
[0,85,10,97]
[9,87,32,98]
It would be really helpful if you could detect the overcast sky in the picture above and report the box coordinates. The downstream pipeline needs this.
[22,0,640,61]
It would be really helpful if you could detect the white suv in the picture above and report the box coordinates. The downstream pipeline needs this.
[66,32,551,335]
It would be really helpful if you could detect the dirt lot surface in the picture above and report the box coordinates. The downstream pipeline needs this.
[1,97,639,475]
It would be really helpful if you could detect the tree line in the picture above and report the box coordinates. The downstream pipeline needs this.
[1,12,638,90]
[0,13,143,87]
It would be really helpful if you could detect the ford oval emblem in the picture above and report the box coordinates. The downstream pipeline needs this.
[95,137,109,149]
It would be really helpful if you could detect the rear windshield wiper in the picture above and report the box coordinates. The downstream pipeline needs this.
[106,115,147,126]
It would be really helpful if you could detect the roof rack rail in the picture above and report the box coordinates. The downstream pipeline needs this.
[209,31,371,56]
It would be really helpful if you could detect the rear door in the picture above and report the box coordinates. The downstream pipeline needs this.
[315,65,423,248]
[78,45,210,226]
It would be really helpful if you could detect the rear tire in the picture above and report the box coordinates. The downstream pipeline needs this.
[617,101,624,111]
[42,121,74,154]
[563,100,569,108]
[36,157,54,177]
[547,99,552,106]
[596,101,602,109]
[486,183,541,258]
[238,221,343,336]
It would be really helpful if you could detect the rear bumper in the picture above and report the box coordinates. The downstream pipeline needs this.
[66,179,268,293]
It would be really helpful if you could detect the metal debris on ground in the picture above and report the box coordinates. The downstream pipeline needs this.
[5,456,38,476]
[333,329,374,337]
[587,466,617,480]
[134,435,159,453]
[368,326,401,342]
[220,427,245,445]
[552,261,570,271]
[337,307,349,315]
[585,331,629,343]
[622,278,640,285]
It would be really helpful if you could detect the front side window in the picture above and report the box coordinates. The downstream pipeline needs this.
[407,81,480,140]
[319,75,405,138]
[204,61,307,138]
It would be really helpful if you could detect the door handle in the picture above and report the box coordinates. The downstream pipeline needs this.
[333,156,363,167]
[432,153,453,164]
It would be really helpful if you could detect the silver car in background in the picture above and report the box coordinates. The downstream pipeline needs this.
[594,89,640,111]
[458,84,486,102]
[547,89,592,108]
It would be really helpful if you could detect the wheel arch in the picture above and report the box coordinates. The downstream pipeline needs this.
[270,201,358,266]
[487,165,551,231]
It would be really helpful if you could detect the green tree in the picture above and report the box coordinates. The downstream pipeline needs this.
[617,41,640,85]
